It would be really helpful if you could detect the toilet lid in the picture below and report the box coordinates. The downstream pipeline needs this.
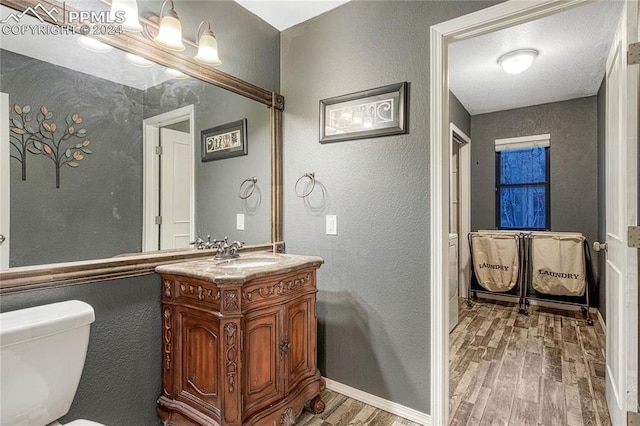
[65,420,106,426]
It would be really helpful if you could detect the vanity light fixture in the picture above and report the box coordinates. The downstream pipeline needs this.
[194,20,222,66]
[154,0,185,52]
[164,68,189,79]
[125,53,155,67]
[77,36,113,53]
[498,49,538,74]
[110,0,142,32]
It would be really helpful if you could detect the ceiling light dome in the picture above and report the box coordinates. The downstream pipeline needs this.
[498,49,538,74]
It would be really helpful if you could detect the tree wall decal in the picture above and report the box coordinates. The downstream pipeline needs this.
[9,103,93,188]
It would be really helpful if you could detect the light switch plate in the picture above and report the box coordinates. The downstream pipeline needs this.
[236,214,245,230]
[326,215,337,235]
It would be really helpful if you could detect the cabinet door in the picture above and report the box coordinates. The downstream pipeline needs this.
[177,308,221,413]
[243,305,283,416]
[285,294,316,393]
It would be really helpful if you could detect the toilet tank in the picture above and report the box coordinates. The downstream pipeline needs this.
[0,300,95,426]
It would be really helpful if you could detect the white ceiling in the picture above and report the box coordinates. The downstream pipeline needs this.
[234,0,350,31]
[449,1,624,115]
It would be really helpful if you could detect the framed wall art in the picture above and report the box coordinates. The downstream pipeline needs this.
[319,82,408,143]
[201,119,248,162]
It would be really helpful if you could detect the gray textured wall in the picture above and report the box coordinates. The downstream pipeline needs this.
[470,97,598,244]
[597,80,606,322]
[281,0,500,414]
[450,92,471,137]
[0,275,163,425]
[2,49,144,267]
[144,80,272,245]
[470,97,600,301]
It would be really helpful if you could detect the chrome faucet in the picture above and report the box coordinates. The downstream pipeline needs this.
[212,237,244,260]
[190,235,214,250]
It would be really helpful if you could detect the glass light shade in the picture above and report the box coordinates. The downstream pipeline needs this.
[155,12,185,51]
[111,0,142,32]
[195,30,221,65]
[125,53,155,67]
[498,49,538,74]
[77,36,113,53]
[164,68,189,79]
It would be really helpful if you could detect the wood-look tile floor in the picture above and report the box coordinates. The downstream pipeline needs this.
[296,389,422,426]
[450,297,610,426]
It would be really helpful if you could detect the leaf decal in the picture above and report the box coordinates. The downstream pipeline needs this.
[81,148,93,154]
[45,112,53,120]
[82,140,91,147]
[37,113,44,122]
[65,114,73,125]
[43,144,52,154]
[24,112,33,122]
[22,105,31,114]
[10,127,25,135]
[24,125,35,133]
[76,129,86,137]
[11,118,23,128]
[75,117,83,124]
[14,104,22,114]
[73,151,84,160]
[67,161,80,167]
[27,147,41,154]
[49,123,57,132]
[34,141,43,149]
[72,113,79,122]
[65,148,72,158]
[40,106,48,115]
[68,126,74,135]
[42,123,51,132]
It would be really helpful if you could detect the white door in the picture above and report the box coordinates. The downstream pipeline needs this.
[605,1,639,423]
[0,93,9,269]
[159,128,192,250]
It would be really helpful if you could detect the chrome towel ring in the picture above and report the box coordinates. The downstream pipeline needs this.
[238,176,258,199]
[295,172,316,198]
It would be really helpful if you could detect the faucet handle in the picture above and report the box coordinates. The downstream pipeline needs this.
[189,237,205,250]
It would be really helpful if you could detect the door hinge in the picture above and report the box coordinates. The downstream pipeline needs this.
[155,216,163,225]
[628,226,640,248]
[628,42,640,66]
[155,145,163,155]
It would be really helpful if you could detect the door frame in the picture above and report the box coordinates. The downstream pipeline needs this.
[0,92,9,269]
[142,105,195,252]
[450,122,471,298]
[429,1,628,424]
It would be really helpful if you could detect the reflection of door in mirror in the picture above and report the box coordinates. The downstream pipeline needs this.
[159,127,192,250]
[142,106,195,252]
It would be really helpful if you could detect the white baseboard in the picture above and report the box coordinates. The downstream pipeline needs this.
[323,377,431,425]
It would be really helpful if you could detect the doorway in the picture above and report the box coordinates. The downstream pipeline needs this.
[429,1,639,425]
[142,105,195,251]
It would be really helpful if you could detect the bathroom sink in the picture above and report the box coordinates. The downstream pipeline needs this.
[219,258,279,269]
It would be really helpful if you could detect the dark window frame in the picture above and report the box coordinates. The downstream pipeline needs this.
[495,147,550,231]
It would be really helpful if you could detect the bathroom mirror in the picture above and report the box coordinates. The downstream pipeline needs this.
[0,0,283,281]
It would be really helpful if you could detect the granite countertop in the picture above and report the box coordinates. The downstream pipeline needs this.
[155,252,324,284]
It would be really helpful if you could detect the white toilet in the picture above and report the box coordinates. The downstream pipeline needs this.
[0,300,106,426]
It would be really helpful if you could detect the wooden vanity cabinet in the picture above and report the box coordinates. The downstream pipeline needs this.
[157,265,325,426]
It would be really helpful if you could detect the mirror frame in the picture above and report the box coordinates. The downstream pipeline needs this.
[0,0,284,293]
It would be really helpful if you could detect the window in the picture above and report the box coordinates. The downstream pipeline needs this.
[495,135,550,230]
